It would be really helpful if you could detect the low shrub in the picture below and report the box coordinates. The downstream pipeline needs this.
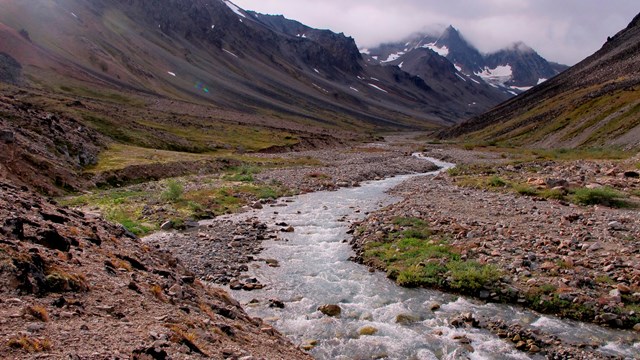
[7,336,52,352]
[162,180,184,202]
[572,187,626,207]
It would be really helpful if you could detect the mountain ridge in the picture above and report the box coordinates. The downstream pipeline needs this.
[365,25,568,96]
[439,12,640,149]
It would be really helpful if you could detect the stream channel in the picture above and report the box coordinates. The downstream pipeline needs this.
[226,156,639,359]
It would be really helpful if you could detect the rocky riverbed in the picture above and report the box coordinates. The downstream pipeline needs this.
[145,143,438,291]
[147,143,640,358]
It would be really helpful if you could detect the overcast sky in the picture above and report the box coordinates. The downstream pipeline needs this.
[233,0,639,65]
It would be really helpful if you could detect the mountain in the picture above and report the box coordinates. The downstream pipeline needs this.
[365,26,568,96]
[439,13,640,150]
[0,0,513,135]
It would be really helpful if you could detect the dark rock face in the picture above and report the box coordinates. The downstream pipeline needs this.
[0,52,22,85]
[484,43,564,87]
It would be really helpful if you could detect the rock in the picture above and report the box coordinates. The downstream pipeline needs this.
[281,226,295,233]
[268,299,285,309]
[160,221,173,231]
[608,221,626,231]
[0,129,15,143]
[515,341,527,350]
[318,304,341,317]
[633,323,640,332]
[540,261,556,270]
[27,322,45,332]
[545,179,568,188]
[229,280,243,290]
[600,313,618,322]
[617,284,632,294]
[300,340,317,351]
[265,259,280,267]
[251,201,263,209]
[528,344,540,353]
[358,326,378,336]
[395,313,418,325]
[132,344,169,360]
[623,171,640,178]
[428,302,441,311]
[37,228,71,252]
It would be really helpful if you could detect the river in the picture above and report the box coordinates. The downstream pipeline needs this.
[228,156,639,359]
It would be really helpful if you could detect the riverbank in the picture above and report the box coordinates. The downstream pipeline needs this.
[349,146,640,336]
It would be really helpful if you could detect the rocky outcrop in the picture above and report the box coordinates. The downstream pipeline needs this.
[0,179,310,359]
[0,90,106,196]
[0,52,21,85]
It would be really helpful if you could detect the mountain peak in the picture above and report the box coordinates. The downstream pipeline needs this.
[508,41,535,54]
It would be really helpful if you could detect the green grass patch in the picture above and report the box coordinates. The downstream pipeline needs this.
[447,261,502,293]
[104,208,154,236]
[86,144,218,173]
[487,175,507,187]
[223,165,260,182]
[513,183,539,196]
[363,218,501,294]
[571,187,627,207]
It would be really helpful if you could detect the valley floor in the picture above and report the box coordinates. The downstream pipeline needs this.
[148,140,640,358]
[3,135,640,359]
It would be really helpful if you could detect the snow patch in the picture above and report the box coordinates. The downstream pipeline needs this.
[372,56,378,60]
[368,83,388,93]
[370,77,380,81]
[223,49,239,58]
[350,86,359,92]
[456,73,466,82]
[312,84,328,93]
[537,78,548,85]
[454,64,462,72]
[224,1,246,18]
[511,86,532,92]
[167,71,176,77]
[382,51,405,63]
[422,43,449,57]
[398,62,404,69]
[469,77,480,84]
[360,48,370,55]
[475,65,513,86]
[313,68,320,74]
[211,25,215,29]
[71,12,78,18]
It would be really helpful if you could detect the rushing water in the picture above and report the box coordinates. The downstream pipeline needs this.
[227,156,639,359]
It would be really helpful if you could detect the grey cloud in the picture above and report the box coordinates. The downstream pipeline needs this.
[233,0,639,65]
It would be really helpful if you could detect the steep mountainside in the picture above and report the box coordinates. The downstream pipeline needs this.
[440,13,640,150]
[366,26,568,96]
[0,0,508,131]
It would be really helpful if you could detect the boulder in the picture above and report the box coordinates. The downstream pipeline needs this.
[318,304,341,317]
[358,326,378,336]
